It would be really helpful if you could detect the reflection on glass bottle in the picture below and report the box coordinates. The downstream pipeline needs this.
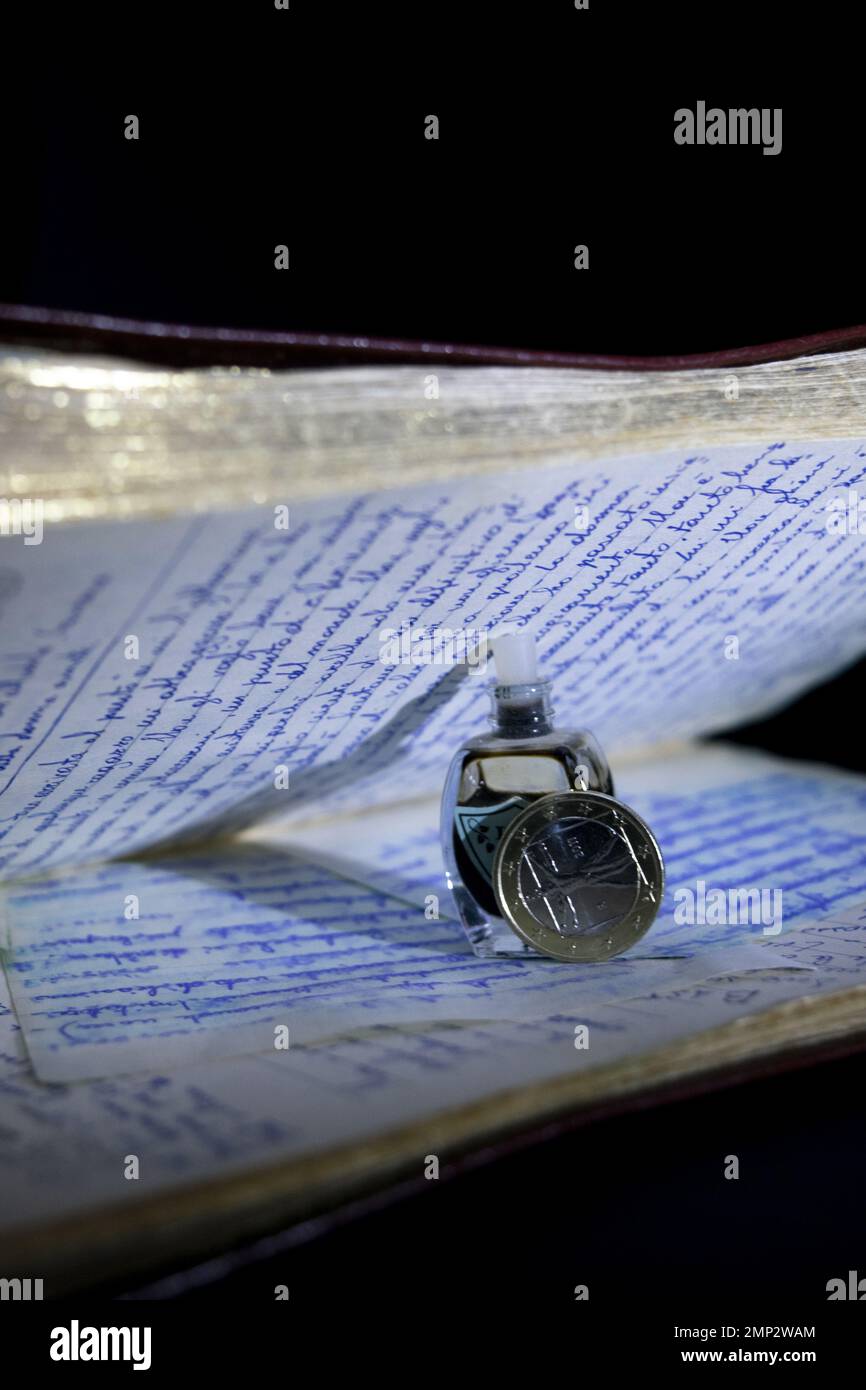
[441,632,613,958]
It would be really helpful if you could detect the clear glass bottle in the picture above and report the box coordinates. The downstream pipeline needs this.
[441,635,614,958]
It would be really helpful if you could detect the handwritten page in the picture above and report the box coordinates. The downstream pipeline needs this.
[2,439,866,877]
[3,899,866,1239]
[0,842,797,1085]
[0,963,323,1231]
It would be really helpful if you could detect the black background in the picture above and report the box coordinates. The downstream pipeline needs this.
[3,0,865,1320]
[4,1,865,357]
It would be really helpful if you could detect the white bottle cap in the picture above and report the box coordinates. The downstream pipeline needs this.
[492,631,539,685]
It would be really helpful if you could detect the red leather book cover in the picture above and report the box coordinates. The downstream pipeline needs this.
[3,301,866,371]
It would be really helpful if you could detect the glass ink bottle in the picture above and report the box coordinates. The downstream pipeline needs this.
[441,632,664,962]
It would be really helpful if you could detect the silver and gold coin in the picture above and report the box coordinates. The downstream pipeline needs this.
[492,790,664,962]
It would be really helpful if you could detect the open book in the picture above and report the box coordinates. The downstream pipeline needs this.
[2,317,866,1290]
